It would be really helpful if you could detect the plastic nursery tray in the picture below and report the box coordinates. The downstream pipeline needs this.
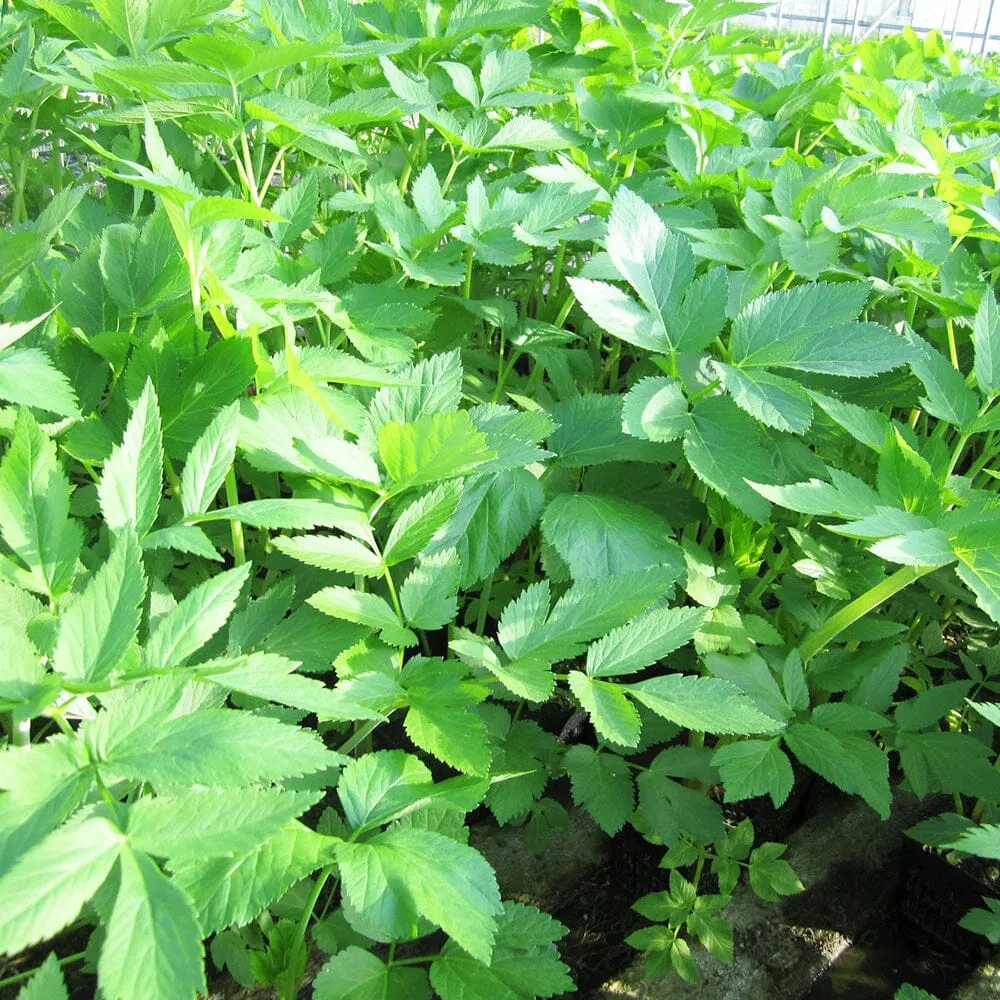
[898,837,999,958]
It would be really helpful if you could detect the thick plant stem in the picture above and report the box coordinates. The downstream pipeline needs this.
[799,565,936,663]
[13,715,29,746]
[463,245,474,299]
[224,467,246,566]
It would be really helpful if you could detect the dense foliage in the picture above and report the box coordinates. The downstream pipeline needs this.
[3,0,1000,996]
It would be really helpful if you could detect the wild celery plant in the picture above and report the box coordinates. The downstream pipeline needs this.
[4,0,1000,996]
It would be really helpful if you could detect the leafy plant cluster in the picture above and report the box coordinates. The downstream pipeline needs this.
[3,1,1000,996]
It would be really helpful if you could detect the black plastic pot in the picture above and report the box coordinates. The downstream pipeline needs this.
[897,837,1000,958]
[722,766,816,844]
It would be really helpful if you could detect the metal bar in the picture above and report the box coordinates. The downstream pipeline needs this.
[821,0,836,46]
[730,4,1000,52]
[850,0,863,42]
[858,0,908,42]
[982,0,998,54]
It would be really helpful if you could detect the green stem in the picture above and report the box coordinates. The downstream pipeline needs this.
[947,433,969,478]
[687,378,721,404]
[285,866,338,997]
[798,565,936,663]
[0,952,88,990]
[337,720,381,755]
[553,292,576,328]
[441,153,462,196]
[224,467,246,566]
[163,455,182,498]
[548,242,566,310]
[239,130,261,205]
[11,105,40,226]
[475,573,494,635]
[946,317,960,370]
[383,565,404,622]
[463,245,474,299]
[12,715,29,745]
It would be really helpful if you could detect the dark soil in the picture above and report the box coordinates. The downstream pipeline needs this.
[550,824,670,998]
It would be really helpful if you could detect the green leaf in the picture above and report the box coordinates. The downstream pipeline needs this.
[567,277,665,353]
[869,528,955,567]
[733,290,906,376]
[605,186,695,349]
[622,377,690,442]
[485,116,570,151]
[143,524,221,562]
[810,391,891,452]
[190,499,356,530]
[717,365,813,434]
[426,470,544,588]
[335,827,502,963]
[269,172,319,247]
[144,563,251,670]
[503,567,675,663]
[712,739,795,808]
[126,788,319,860]
[704,652,790,721]
[784,722,890,818]
[564,745,635,835]
[172,822,329,935]
[165,339,256,454]
[273,534,384,577]
[904,329,978,429]
[549,394,670,467]
[637,767,724,846]
[480,48,531,102]
[732,282,867,362]
[748,842,804,901]
[567,672,641,747]
[52,530,146,683]
[0,312,53,353]
[0,409,81,598]
[338,751,432,830]
[974,287,1000,397]
[99,223,144,312]
[180,402,239,517]
[450,632,554,703]
[688,904,733,965]
[955,549,1000,624]
[103,708,339,788]
[896,731,1000,801]
[411,164,458,232]
[378,411,495,488]
[683,396,775,523]
[0,348,81,418]
[98,379,163,539]
[627,674,785,735]
[308,586,415,647]
[98,844,205,1000]
[541,493,685,581]
[383,482,463,566]
[586,606,706,677]
[778,226,840,280]
[402,657,490,775]
[0,816,122,956]
[876,432,941,518]
[313,947,430,1000]
[429,901,573,1000]
[401,550,462,630]
[960,900,1000,944]
[16,952,68,1000]
[196,652,381,722]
